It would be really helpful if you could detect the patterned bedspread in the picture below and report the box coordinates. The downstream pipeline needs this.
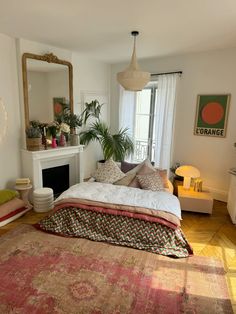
[35,202,193,258]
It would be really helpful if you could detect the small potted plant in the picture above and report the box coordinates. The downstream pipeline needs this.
[57,99,104,146]
[25,122,42,151]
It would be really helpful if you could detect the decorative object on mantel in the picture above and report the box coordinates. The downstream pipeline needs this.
[60,110,82,146]
[51,138,57,148]
[25,122,42,151]
[194,94,230,138]
[117,31,150,91]
[59,133,66,146]
[59,122,70,147]
[47,121,60,148]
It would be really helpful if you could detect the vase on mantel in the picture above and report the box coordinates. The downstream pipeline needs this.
[51,137,57,148]
[70,133,79,146]
[59,133,66,147]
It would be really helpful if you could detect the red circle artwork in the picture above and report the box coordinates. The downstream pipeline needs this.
[201,102,224,125]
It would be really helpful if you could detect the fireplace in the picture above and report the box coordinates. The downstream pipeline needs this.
[21,146,84,197]
[42,164,69,197]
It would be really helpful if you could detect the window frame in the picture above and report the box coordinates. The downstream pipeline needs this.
[134,83,157,162]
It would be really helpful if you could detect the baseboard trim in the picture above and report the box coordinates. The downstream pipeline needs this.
[204,185,228,202]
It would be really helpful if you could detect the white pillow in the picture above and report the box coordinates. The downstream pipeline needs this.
[93,159,125,184]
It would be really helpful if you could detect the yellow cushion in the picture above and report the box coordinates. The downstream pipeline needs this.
[0,190,19,205]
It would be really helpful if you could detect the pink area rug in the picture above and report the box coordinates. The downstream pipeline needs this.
[0,224,233,314]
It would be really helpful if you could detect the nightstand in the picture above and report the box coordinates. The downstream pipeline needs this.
[178,186,213,214]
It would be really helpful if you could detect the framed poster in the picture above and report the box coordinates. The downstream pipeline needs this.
[194,94,230,137]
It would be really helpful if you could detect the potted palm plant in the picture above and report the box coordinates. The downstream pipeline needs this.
[79,112,134,161]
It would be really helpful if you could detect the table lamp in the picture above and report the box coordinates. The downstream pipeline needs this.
[175,165,200,190]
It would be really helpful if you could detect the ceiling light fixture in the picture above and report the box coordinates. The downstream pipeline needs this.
[117,31,150,91]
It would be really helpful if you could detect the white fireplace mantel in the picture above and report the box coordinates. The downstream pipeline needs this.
[21,145,84,190]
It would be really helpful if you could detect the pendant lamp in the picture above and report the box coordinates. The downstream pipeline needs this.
[117,31,150,91]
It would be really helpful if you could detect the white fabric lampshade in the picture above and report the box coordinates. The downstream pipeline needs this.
[117,31,150,91]
[175,165,200,189]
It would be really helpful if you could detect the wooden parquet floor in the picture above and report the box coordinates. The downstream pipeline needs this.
[0,200,235,312]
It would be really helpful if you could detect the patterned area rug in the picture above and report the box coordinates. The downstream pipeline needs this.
[0,225,233,314]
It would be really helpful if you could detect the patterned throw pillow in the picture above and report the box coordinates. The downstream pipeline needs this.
[93,159,125,184]
[113,159,151,187]
[136,172,164,191]
[128,160,156,188]
[156,169,169,188]
[126,159,169,189]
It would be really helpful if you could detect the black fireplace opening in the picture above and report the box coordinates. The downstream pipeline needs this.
[42,165,69,198]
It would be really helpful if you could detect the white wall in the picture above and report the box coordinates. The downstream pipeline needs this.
[110,48,236,200]
[72,53,110,177]
[0,34,21,188]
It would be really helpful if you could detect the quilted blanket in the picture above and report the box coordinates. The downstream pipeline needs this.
[35,202,193,258]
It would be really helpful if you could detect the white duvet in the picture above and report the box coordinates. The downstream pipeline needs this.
[56,182,181,219]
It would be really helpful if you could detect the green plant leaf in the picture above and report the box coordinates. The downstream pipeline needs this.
[79,121,134,161]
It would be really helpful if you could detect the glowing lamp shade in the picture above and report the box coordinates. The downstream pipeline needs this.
[175,165,200,190]
[117,31,150,91]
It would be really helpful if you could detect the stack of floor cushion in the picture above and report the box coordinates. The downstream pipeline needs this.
[0,190,28,227]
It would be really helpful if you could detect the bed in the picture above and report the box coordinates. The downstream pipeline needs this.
[36,181,193,258]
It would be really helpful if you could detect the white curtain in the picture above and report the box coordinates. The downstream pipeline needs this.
[119,86,136,139]
[154,73,179,170]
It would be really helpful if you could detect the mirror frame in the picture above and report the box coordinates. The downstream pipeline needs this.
[22,52,73,127]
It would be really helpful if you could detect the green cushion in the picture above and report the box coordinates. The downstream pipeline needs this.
[0,189,19,205]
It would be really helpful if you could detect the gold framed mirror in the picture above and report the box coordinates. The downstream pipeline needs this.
[22,52,73,128]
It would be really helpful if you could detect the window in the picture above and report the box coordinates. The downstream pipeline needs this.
[119,73,179,170]
[133,82,157,162]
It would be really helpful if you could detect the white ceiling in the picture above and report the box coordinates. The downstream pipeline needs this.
[1,0,236,63]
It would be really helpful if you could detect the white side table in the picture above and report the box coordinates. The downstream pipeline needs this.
[14,184,33,210]
[178,186,213,214]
